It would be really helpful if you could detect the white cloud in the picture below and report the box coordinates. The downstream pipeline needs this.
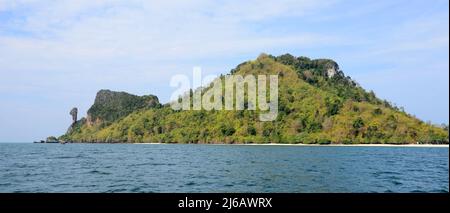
[0,0,341,94]
[0,0,337,67]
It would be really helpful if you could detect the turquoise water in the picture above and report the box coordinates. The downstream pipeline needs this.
[0,143,448,192]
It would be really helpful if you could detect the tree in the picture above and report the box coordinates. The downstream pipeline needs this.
[247,125,257,136]
[325,97,341,116]
[352,117,365,137]
[353,117,364,129]
[220,124,235,136]
[373,108,383,115]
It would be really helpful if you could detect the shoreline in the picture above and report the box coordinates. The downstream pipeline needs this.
[133,143,449,147]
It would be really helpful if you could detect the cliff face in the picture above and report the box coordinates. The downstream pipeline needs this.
[86,89,160,126]
[59,54,448,144]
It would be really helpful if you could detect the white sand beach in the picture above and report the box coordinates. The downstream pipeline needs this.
[134,143,449,147]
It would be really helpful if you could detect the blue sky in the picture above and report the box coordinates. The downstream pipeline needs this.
[0,0,448,142]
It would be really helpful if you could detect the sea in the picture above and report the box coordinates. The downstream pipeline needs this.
[0,143,448,192]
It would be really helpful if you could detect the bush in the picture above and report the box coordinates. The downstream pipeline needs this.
[373,108,383,115]
[247,125,257,136]
[220,125,236,136]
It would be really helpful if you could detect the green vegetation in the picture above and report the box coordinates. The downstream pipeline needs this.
[59,54,449,144]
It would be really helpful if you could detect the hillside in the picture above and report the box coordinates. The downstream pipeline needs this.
[59,54,448,144]
[61,90,160,138]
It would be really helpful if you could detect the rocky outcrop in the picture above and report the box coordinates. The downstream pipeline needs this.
[46,136,59,143]
[70,107,78,124]
[86,89,160,126]
[274,54,342,79]
[60,90,160,140]
[326,65,337,78]
[312,59,340,78]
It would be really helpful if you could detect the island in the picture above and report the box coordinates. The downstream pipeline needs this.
[54,53,448,145]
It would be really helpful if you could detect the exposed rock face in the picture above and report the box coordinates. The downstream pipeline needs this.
[313,59,340,78]
[86,89,160,126]
[66,117,86,135]
[70,107,78,124]
[274,54,341,79]
[46,136,58,143]
[64,107,79,135]
[327,66,337,78]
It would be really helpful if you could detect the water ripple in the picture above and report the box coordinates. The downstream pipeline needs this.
[0,143,448,192]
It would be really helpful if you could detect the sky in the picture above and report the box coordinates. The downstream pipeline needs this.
[0,0,448,142]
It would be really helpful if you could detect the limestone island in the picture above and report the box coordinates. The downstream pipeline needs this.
[50,54,448,145]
